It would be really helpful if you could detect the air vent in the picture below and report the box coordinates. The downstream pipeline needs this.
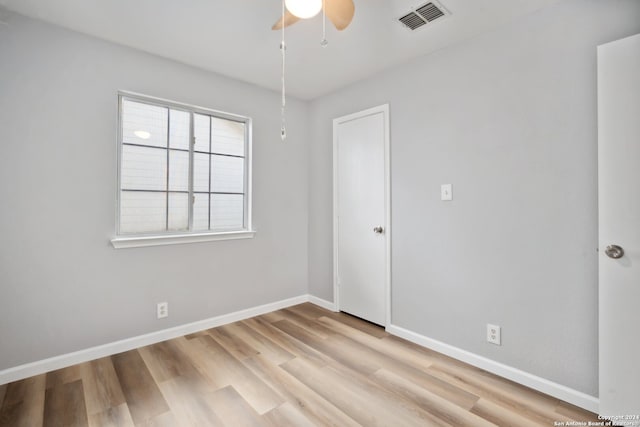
[399,12,427,30]
[416,3,445,22]
[398,1,448,31]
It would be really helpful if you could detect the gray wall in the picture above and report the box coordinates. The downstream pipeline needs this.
[0,13,309,370]
[308,0,640,396]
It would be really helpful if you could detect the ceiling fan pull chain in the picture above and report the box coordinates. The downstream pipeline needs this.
[321,0,328,47]
[280,0,287,141]
[280,40,286,140]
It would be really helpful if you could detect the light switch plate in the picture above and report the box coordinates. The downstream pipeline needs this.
[441,184,452,201]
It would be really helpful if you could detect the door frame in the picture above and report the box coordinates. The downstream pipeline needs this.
[333,104,391,327]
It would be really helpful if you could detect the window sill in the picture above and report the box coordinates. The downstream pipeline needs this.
[111,230,256,249]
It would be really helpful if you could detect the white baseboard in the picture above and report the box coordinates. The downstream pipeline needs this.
[386,324,599,413]
[0,294,310,385]
[308,295,337,311]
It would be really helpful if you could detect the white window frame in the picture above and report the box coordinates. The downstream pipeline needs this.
[111,91,254,249]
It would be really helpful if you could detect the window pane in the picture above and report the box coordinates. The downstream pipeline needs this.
[169,150,188,192]
[194,113,210,153]
[212,117,245,156]
[120,191,166,233]
[193,193,209,231]
[193,153,210,193]
[211,194,244,230]
[118,95,251,238]
[122,100,167,148]
[211,155,244,193]
[169,109,190,150]
[168,193,188,231]
[121,145,167,191]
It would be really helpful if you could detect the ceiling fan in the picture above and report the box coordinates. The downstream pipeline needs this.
[272,0,355,31]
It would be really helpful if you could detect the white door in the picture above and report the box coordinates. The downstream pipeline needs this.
[598,33,640,416]
[334,105,389,326]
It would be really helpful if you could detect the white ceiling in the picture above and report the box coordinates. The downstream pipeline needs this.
[0,0,563,99]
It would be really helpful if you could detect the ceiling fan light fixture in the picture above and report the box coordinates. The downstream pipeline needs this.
[285,0,322,19]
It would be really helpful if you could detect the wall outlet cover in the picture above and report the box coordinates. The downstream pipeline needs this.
[157,302,169,319]
[487,323,501,345]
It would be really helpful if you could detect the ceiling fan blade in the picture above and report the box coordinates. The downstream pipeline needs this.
[272,10,301,30]
[325,0,355,31]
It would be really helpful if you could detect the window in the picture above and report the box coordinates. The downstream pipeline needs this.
[112,93,253,248]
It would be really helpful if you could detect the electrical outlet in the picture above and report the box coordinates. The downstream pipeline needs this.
[157,302,168,319]
[487,324,501,345]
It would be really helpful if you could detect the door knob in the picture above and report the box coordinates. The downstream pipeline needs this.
[373,226,384,234]
[604,244,624,259]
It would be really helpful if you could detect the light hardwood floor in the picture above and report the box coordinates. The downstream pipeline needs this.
[0,303,598,426]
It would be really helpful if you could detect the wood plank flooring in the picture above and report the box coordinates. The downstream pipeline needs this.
[0,303,599,426]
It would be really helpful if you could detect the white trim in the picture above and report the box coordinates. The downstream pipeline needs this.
[0,294,307,385]
[308,295,337,312]
[333,104,391,327]
[245,116,253,234]
[383,105,391,327]
[118,90,250,123]
[111,230,255,249]
[386,324,599,413]
[333,114,339,314]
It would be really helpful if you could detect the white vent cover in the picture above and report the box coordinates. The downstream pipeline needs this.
[398,1,449,31]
